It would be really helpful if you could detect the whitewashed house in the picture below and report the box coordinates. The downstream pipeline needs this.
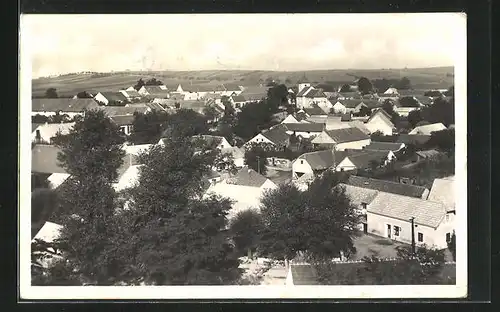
[32,122,75,144]
[366,192,453,249]
[284,122,325,139]
[244,124,290,149]
[296,86,330,109]
[311,127,371,151]
[192,135,233,150]
[408,123,447,135]
[281,114,300,124]
[335,150,396,172]
[365,109,395,135]
[291,149,341,179]
[94,91,129,105]
[220,146,245,168]
[32,98,99,118]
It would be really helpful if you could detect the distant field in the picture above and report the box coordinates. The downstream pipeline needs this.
[32,67,454,97]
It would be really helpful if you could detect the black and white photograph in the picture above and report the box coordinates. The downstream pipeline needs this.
[19,13,467,299]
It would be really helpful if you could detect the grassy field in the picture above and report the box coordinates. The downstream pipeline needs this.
[32,67,454,98]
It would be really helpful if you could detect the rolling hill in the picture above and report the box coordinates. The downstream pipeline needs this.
[32,67,454,98]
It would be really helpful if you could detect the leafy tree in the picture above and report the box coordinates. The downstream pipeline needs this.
[145,78,163,86]
[408,109,424,128]
[447,231,456,261]
[302,171,359,261]
[285,78,292,84]
[267,84,288,112]
[51,109,126,285]
[243,143,269,175]
[399,96,420,108]
[45,88,58,98]
[130,110,170,144]
[259,182,308,264]
[420,96,454,127]
[233,101,276,140]
[395,77,412,90]
[382,99,395,115]
[31,188,58,235]
[134,78,145,91]
[358,105,372,117]
[229,209,263,258]
[214,151,238,174]
[371,78,393,93]
[425,129,455,155]
[203,105,219,124]
[123,137,242,285]
[356,77,373,95]
[161,108,209,138]
[49,112,70,124]
[76,91,93,98]
[444,86,454,97]
[32,114,50,124]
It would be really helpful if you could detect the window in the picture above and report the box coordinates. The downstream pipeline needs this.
[300,160,304,164]
[361,203,367,209]
[417,232,423,242]
[445,214,450,222]
[393,226,400,237]
[446,232,451,243]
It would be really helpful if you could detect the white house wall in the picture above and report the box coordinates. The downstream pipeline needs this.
[335,138,371,151]
[365,115,393,135]
[332,102,347,114]
[292,159,314,178]
[366,212,447,249]
[245,133,276,146]
[94,93,109,105]
[335,158,357,171]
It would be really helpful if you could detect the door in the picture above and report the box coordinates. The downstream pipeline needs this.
[363,223,368,234]
[387,224,392,238]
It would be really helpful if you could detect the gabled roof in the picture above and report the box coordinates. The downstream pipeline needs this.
[415,149,442,158]
[99,105,149,116]
[396,134,432,145]
[343,150,391,169]
[367,192,446,228]
[366,108,394,128]
[363,142,404,152]
[413,95,433,106]
[285,122,325,133]
[122,89,141,98]
[31,122,75,138]
[305,89,327,98]
[98,91,129,102]
[337,91,360,99]
[32,99,99,113]
[302,106,327,116]
[339,99,363,109]
[324,127,370,143]
[143,86,166,94]
[346,175,428,198]
[296,149,343,170]
[338,183,379,206]
[204,93,223,100]
[427,176,455,212]
[361,100,382,109]
[232,95,246,102]
[110,115,135,126]
[32,145,66,174]
[347,120,371,135]
[408,123,447,135]
[178,100,206,114]
[296,86,314,97]
[227,167,270,187]
[261,124,289,145]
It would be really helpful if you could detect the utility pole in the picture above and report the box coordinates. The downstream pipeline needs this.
[256,156,261,174]
[410,217,416,256]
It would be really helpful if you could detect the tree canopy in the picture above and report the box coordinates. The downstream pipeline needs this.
[76,91,94,98]
[243,143,269,175]
[130,110,170,144]
[45,88,58,98]
[134,79,145,91]
[229,209,263,258]
[356,77,373,94]
[161,108,210,138]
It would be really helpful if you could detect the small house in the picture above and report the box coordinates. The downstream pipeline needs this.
[335,150,396,172]
[408,123,447,136]
[311,127,370,151]
[94,91,129,106]
[365,109,395,136]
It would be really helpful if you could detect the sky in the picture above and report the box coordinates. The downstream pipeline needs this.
[21,13,465,78]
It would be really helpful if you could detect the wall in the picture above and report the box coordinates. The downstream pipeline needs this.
[218,138,233,149]
[335,138,371,151]
[394,107,418,117]
[292,159,314,177]
[335,158,356,171]
[267,157,292,169]
[245,133,276,146]
[367,212,448,249]
[94,93,109,105]
[365,114,393,135]
[332,102,347,114]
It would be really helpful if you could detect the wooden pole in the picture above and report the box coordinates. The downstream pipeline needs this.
[410,217,416,255]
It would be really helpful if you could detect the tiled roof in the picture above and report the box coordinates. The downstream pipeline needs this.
[32,99,99,113]
[122,89,141,98]
[344,150,391,169]
[296,86,314,97]
[339,99,363,109]
[363,142,404,152]
[178,100,206,113]
[346,175,428,198]
[367,191,446,228]
[366,108,393,127]
[396,134,431,145]
[110,115,135,126]
[337,91,360,99]
[413,95,433,106]
[338,183,379,206]
[98,105,149,116]
[408,123,447,135]
[32,145,66,174]
[348,120,371,135]
[325,127,370,143]
[228,167,270,187]
[285,122,325,133]
[415,149,442,158]
[98,91,129,102]
[32,122,75,141]
[305,89,327,98]
[302,106,328,116]
[361,100,382,109]
[144,86,166,94]
[290,264,319,285]
[297,149,344,170]
[204,93,222,100]
[427,177,455,212]
[261,124,289,146]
